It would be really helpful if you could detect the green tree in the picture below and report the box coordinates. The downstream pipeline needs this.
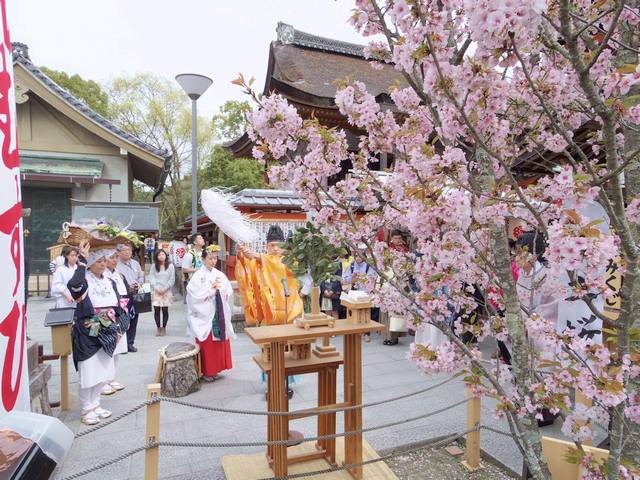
[212,100,252,142]
[199,145,264,192]
[40,67,109,117]
[132,181,153,202]
[107,74,215,232]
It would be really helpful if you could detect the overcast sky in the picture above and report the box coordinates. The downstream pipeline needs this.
[7,0,367,117]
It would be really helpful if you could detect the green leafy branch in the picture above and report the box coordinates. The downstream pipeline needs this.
[281,222,345,286]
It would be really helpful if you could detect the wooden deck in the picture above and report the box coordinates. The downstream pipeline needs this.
[221,437,399,480]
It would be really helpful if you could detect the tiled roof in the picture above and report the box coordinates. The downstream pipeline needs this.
[276,22,366,58]
[230,188,304,209]
[12,42,170,161]
[271,23,405,102]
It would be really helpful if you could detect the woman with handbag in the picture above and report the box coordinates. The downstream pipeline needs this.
[51,245,79,308]
[102,251,130,395]
[149,249,175,336]
[67,240,119,426]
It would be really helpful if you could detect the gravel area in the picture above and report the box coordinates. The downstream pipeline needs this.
[386,441,518,480]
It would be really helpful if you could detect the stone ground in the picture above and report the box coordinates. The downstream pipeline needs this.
[386,441,518,480]
[25,293,583,480]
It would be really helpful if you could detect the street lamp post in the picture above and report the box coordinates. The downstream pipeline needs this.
[175,73,213,236]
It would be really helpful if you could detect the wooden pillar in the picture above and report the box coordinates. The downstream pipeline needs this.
[266,371,274,463]
[144,383,161,480]
[327,366,337,464]
[462,387,482,471]
[317,368,327,454]
[343,333,363,479]
[269,341,288,477]
[316,367,337,465]
[60,354,69,411]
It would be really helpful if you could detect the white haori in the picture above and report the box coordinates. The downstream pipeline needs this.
[105,269,128,355]
[51,264,77,308]
[86,271,118,308]
[80,270,117,387]
[186,265,235,342]
[106,269,128,296]
[78,348,115,389]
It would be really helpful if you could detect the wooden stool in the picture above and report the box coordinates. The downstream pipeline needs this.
[155,342,201,397]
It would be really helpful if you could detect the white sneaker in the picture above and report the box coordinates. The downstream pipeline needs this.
[110,381,125,391]
[94,407,112,419]
[101,384,116,396]
[81,410,100,425]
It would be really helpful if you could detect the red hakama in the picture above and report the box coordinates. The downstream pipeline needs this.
[196,333,232,377]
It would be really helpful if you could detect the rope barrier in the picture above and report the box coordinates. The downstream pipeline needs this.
[158,376,457,417]
[75,399,156,437]
[157,398,470,448]
[58,445,148,480]
[59,424,479,479]
[58,398,471,478]
[258,426,480,480]
[481,425,518,438]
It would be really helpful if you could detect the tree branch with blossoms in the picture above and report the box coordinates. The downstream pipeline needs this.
[239,1,640,478]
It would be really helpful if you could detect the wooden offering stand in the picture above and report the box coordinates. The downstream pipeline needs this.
[341,298,373,324]
[295,286,340,359]
[244,319,384,479]
[297,286,336,330]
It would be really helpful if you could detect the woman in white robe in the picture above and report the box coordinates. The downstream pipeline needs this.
[68,242,119,425]
[51,245,79,308]
[186,245,235,381]
[101,251,129,395]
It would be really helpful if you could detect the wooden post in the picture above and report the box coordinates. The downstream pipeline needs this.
[462,387,482,471]
[311,285,321,315]
[60,355,69,411]
[144,383,161,480]
[269,341,288,477]
[343,333,363,479]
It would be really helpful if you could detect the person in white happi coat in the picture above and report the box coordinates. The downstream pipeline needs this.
[68,241,120,425]
[101,251,130,395]
[186,244,235,382]
[51,245,79,308]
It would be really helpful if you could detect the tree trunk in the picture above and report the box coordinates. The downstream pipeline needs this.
[477,150,552,480]
[615,3,640,468]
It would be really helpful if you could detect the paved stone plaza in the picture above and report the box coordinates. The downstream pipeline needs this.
[27,295,563,480]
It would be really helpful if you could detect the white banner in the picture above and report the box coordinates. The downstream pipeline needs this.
[0,0,30,415]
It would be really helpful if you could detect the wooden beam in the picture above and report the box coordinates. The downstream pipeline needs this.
[288,401,351,420]
[286,450,327,465]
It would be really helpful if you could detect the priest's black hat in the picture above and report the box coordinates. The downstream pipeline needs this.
[266,225,285,243]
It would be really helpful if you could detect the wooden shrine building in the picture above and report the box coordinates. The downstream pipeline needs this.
[225,22,406,184]
[12,43,171,273]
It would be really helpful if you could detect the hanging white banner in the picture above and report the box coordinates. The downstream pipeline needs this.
[0,0,30,415]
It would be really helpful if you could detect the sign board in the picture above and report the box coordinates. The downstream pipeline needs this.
[603,256,623,321]
[0,3,30,415]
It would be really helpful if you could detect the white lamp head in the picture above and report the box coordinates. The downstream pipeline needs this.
[175,73,213,100]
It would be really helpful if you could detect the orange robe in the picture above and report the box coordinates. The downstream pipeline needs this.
[235,253,303,325]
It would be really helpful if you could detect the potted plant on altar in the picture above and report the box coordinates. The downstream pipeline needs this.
[281,222,345,329]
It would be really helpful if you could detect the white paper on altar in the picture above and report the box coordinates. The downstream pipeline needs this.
[340,291,371,303]
[0,13,30,415]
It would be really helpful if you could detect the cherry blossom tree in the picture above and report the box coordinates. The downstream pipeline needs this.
[240,1,640,478]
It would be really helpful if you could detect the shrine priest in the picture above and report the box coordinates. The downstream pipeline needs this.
[186,244,235,381]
